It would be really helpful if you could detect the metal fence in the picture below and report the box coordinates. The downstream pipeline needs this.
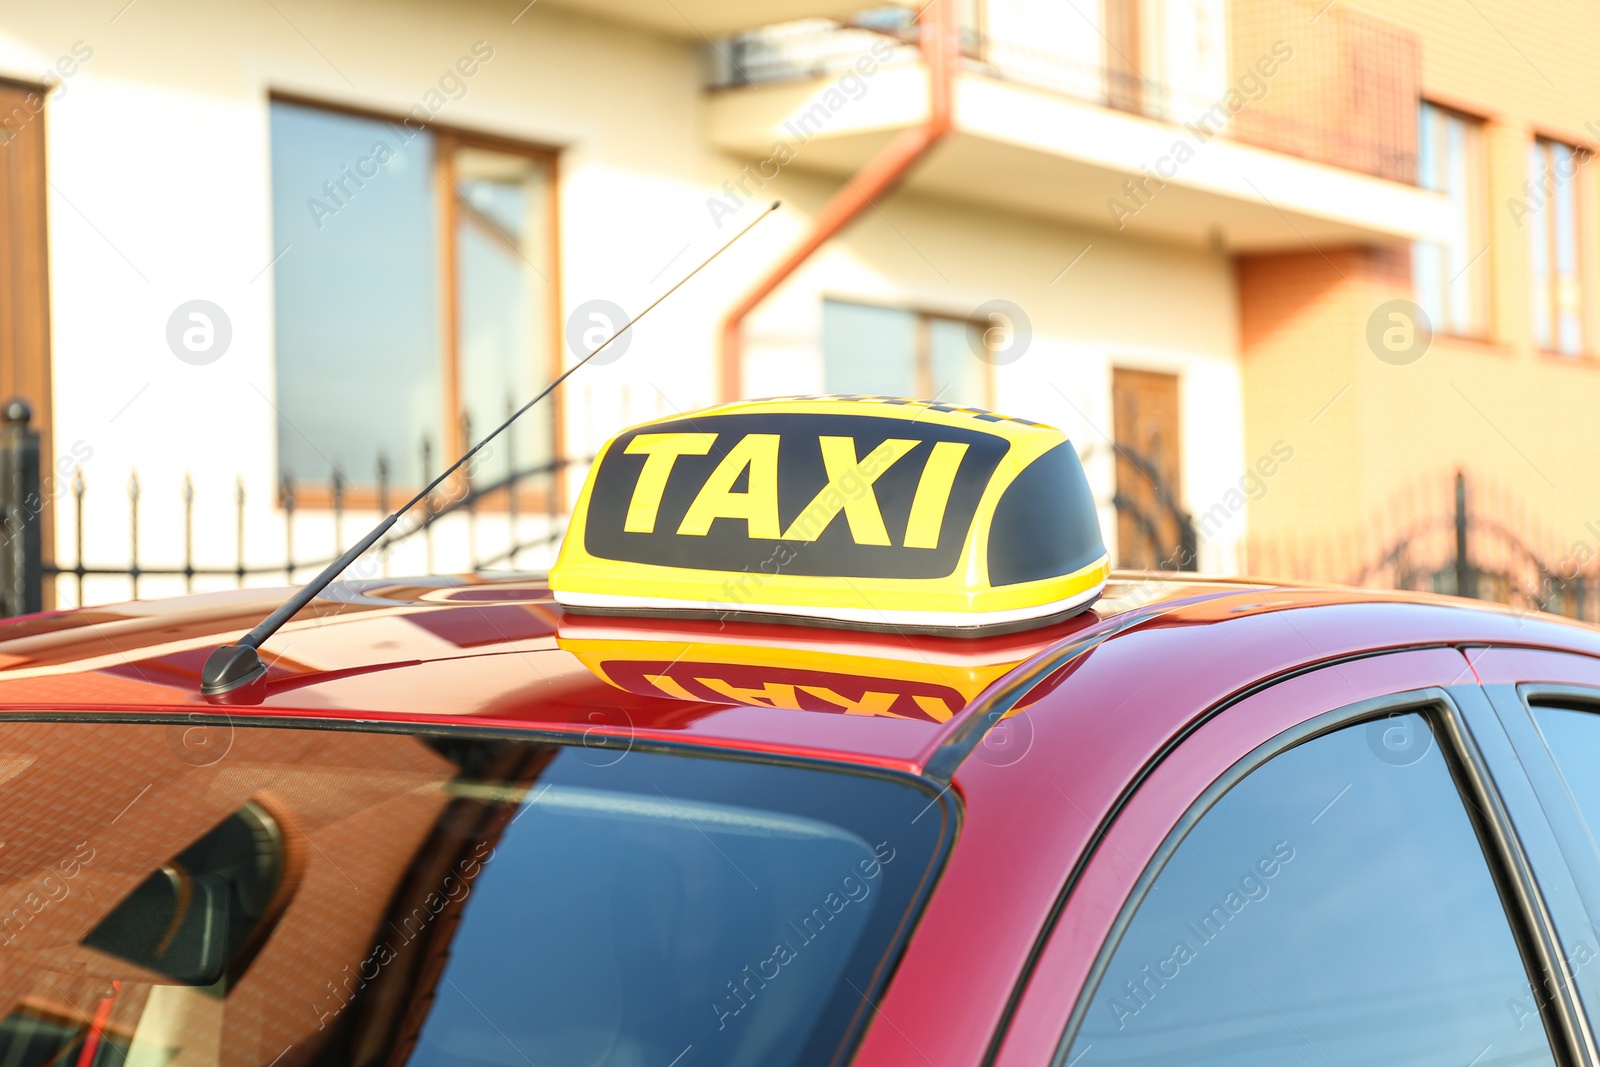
[1251,471,1594,621]
[0,400,590,614]
[0,402,42,617]
[4,397,1585,623]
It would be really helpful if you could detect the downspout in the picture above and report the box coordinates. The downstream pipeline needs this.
[717,0,961,401]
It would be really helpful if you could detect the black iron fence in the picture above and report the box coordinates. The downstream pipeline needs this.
[0,399,591,614]
[1,396,1585,624]
[1252,471,1595,622]
[0,402,42,617]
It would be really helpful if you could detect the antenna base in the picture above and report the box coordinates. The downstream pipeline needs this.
[201,643,267,696]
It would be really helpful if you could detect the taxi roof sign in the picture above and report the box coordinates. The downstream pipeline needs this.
[549,395,1109,634]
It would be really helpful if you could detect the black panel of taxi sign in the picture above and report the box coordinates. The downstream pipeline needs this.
[583,412,1007,578]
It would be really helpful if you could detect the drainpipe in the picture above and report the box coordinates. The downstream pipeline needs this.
[717,0,961,401]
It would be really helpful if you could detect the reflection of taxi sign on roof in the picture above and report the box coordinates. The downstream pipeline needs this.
[556,614,1092,722]
[549,395,1109,633]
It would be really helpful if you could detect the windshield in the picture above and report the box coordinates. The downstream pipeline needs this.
[0,720,953,1067]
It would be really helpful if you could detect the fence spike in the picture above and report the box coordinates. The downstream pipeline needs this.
[546,451,558,570]
[331,466,345,557]
[127,469,140,600]
[463,412,478,572]
[377,452,390,578]
[421,435,434,575]
[71,466,85,607]
[235,476,246,589]
[505,395,519,571]
[182,471,195,594]
[282,472,296,582]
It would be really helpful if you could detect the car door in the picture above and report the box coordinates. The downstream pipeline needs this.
[1476,645,1600,1052]
[992,646,1597,1066]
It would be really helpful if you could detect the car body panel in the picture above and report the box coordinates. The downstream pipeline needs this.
[855,600,1573,1066]
[987,648,1477,1066]
[1470,645,1600,688]
[0,577,1242,772]
[6,574,1600,1064]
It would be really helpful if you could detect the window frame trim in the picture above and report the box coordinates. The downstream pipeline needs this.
[1447,683,1600,1066]
[265,90,565,509]
[1491,680,1600,1004]
[1044,685,1593,1067]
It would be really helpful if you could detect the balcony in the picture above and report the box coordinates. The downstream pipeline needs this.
[705,2,1450,251]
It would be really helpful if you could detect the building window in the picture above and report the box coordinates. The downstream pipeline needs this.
[821,299,991,406]
[268,97,557,499]
[1529,136,1587,355]
[1414,103,1488,338]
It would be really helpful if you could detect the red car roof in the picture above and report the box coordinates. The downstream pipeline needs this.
[1,573,1597,779]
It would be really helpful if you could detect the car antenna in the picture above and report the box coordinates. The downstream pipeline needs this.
[201,200,782,697]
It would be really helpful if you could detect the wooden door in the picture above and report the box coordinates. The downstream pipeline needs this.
[0,80,55,601]
[1112,368,1182,570]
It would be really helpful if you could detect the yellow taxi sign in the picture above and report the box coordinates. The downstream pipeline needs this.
[549,395,1109,633]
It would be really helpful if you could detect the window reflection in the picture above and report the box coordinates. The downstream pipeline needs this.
[1529,138,1586,356]
[1063,715,1557,1066]
[268,100,557,492]
[1413,102,1488,339]
[822,300,991,406]
[823,300,919,397]
[454,147,555,482]
[270,100,442,486]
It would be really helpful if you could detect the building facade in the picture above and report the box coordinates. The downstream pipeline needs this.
[1239,0,1600,614]
[0,0,1461,608]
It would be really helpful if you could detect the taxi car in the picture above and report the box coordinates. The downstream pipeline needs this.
[0,396,1596,1067]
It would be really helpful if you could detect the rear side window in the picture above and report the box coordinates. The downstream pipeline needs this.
[1061,713,1557,1066]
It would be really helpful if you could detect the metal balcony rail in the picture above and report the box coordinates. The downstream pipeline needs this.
[709,1,1419,185]
[708,13,920,87]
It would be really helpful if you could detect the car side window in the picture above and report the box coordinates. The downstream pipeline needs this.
[1529,705,1600,846]
[1060,712,1558,1067]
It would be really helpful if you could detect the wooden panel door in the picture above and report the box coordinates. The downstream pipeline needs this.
[1112,367,1182,570]
[0,80,56,599]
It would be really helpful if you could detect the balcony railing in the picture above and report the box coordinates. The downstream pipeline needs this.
[707,14,921,86]
[709,0,1419,185]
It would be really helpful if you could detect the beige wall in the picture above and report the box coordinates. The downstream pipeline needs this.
[739,175,1246,569]
[0,0,1256,599]
[1243,0,1600,581]
[0,0,735,602]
